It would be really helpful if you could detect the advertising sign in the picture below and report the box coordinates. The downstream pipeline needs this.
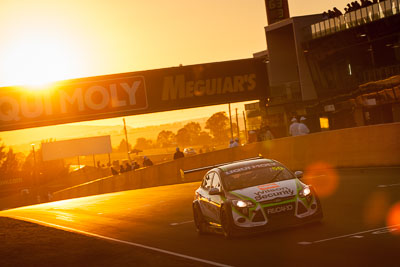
[41,135,112,161]
[264,0,290,25]
[0,58,268,131]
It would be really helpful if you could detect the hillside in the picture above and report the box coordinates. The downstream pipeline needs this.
[3,117,211,154]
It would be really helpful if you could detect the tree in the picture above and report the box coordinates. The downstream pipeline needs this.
[176,128,190,148]
[183,122,202,144]
[156,130,176,148]
[197,131,213,145]
[0,148,20,177]
[0,139,6,165]
[21,142,67,186]
[134,137,153,150]
[205,112,230,143]
[117,139,132,153]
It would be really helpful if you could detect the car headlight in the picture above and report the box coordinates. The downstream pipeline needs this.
[299,185,311,197]
[232,199,255,208]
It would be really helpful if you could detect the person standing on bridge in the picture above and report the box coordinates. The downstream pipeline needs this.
[289,117,300,136]
[298,116,310,135]
[173,147,184,160]
[231,138,239,147]
[125,162,132,172]
[143,156,153,167]
[110,166,119,175]
[228,139,234,148]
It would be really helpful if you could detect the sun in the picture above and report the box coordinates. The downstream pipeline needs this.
[1,32,79,89]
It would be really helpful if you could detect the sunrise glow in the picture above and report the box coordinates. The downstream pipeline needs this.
[1,32,80,88]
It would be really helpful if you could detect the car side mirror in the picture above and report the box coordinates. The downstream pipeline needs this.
[209,187,221,195]
[294,171,303,179]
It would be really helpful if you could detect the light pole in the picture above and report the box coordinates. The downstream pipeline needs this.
[31,144,37,203]
[123,118,132,161]
[31,144,36,167]
[228,104,233,140]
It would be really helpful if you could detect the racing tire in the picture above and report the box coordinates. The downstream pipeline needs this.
[315,195,324,222]
[193,204,207,235]
[221,207,234,239]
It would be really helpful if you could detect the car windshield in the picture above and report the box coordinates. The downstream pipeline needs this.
[222,164,295,191]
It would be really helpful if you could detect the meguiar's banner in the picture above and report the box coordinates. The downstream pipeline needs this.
[0,58,268,131]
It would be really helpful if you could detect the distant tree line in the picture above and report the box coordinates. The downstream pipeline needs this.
[0,139,68,193]
[115,111,234,152]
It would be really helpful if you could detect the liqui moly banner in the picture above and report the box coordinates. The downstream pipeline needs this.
[0,58,268,131]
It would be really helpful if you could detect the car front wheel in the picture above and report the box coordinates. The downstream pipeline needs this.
[221,207,234,239]
[193,204,207,235]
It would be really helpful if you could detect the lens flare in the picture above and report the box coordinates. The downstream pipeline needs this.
[363,191,390,227]
[387,202,400,235]
[303,162,338,198]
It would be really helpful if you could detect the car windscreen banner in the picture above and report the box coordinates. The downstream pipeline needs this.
[0,58,268,131]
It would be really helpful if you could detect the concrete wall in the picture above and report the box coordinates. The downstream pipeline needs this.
[52,123,400,201]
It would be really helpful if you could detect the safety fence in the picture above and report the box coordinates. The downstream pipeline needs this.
[311,0,400,39]
[50,122,400,201]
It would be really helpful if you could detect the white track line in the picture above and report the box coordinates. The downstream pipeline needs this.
[378,183,400,188]
[5,215,232,267]
[170,220,194,226]
[298,224,400,245]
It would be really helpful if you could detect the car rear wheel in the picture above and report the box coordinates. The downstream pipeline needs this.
[221,208,234,239]
[193,204,207,235]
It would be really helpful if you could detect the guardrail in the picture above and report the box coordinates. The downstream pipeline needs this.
[311,0,400,39]
[50,122,400,202]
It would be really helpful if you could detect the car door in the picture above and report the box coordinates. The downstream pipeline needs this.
[197,172,214,221]
[208,172,223,223]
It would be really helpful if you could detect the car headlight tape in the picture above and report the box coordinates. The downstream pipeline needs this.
[299,185,311,197]
[232,199,255,208]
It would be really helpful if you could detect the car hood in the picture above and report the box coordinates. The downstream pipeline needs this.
[230,179,298,202]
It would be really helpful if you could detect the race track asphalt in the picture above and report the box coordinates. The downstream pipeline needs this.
[1,167,399,267]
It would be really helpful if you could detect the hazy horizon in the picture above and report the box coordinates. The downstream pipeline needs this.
[0,0,353,150]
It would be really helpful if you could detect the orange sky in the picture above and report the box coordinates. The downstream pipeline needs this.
[0,0,352,149]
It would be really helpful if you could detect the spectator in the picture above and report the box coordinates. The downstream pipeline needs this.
[125,162,132,172]
[333,7,343,16]
[143,156,153,167]
[322,11,329,19]
[248,130,257,143]
[132,161,140,170]
[111,166,118,175]
[231,138,239,147]
[298,117,310,135]
[361,0,373,7]
[347,3,354,12]
[229,139,234,148]
[352,1,361,9]
[289,117,300,136]
[120,165,126,173]
[259,125,274,141]
[173,147,185,160]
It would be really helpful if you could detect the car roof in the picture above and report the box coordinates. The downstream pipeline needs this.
[213,158,278,173]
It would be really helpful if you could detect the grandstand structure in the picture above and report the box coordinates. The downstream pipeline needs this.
[260,0,400,136]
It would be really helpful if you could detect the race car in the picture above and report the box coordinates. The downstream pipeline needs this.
[191,157,323,238]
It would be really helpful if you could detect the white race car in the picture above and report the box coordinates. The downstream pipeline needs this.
[191,157,323,238]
